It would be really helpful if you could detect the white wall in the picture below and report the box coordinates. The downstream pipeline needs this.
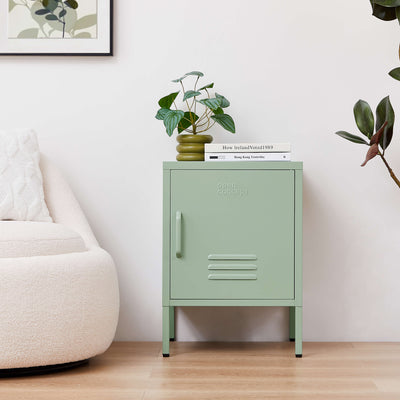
[2,0,400,341]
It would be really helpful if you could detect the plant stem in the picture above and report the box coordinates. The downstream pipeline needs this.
[60,2,66,38]
[180,80,196,133]
[378,150,400,189]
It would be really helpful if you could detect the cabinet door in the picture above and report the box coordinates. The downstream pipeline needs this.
[170,169,295,300]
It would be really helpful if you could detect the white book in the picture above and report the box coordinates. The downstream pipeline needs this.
[205,152,291,162]
[205,143,291,153]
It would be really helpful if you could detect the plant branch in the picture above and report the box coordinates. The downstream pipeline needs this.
[378,150,400,189]
[197,121,216,133]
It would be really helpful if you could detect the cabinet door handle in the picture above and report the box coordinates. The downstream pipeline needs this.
[176,211,182,258]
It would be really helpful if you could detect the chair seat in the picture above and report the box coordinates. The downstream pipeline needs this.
[0,221,86,258]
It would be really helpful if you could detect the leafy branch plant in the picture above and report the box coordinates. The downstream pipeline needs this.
[32,0,78,38]
[336,97,400,189]
[335,1,400,189]
[369,0,400,80]
[155,71,236,137]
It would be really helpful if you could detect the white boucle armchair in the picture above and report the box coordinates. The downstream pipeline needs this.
[0,155,119,371]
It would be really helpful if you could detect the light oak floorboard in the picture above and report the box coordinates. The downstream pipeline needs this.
[0,342,400,400]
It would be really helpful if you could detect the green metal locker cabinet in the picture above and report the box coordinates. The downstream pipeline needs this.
[162,161,303,357]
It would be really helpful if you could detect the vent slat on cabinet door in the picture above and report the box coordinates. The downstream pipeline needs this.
[208,254,257,261]
[208,274,257,280]
[208,264,257,270]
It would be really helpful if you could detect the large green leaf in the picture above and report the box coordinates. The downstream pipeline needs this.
[155,108,171,120]
[182,90,201,102]
[17,28,39,38]
[9,0,17,12]
[178,112,199,133]
[215,93,230,108]
[389,67,400,80]
[373,0,400,6]
[353,100,374,138]
[184,71,204,77]
[35,8,50,15]
[211,114,236,133]
[74,31,91,38]
[158,91,179,108]
[213,107,224,115]
[198,98,221,110]
[73,14,97,30]
[376,96,395,150]
[371,2,397,20]
[43,0,58,12]
[199,83,214,90]
[163,110,184,136]
[172,71,204,82]
[65,0,78,9]
[335,131,369,144]
[45,14,59,20]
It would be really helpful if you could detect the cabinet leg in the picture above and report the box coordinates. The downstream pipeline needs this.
[169,306,175,341]
[289,306,295,341]
[162,306,170,357]
[295,306,303,358]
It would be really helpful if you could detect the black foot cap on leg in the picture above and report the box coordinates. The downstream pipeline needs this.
[170,338,175,342]
[296,354,302,358]
[289,338,295,342]
[163,354,170,358]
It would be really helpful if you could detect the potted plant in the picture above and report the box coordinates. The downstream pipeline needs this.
[155,71,235,161]
[335,0,400,189]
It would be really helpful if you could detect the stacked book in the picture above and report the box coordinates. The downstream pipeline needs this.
[204,143,291,161]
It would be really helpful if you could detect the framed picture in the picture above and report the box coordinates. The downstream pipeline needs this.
[1,0,113,56]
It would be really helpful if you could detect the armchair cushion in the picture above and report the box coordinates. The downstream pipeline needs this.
[0,129,51,222]
[0,221,86,258]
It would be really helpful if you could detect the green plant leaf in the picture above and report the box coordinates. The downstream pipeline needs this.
[373,0,400,6]
[182,90,201,102]
[172,71,204,82]
[155,108,171,120]
[211,114,236,133]
[158,91,179,108]
[163,110,184,136]
[198,98,221,110]
[35,9,50,15]
[171,76,185,83]
[213,107,224,115]
[74,31,91,38]
[389,67,400,80]
[376,96,395,150]
[371,2,397,20]
[17,28,39,38]
[59,9,67,18]
[335,131,369,144]
[215,93,230,108]
[45,14,59,20]
[199,83,214,90]
[178,112,199,133]
[73,14,96,30]
[43,0,58,12]
[9,0,17,12]
[65,0,78,9]
[184,71,204,77]
[353,100,374,138]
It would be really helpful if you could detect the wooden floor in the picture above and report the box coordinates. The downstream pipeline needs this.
[1,342,400,400]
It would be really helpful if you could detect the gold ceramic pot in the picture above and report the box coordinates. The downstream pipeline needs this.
[176,134,213,161]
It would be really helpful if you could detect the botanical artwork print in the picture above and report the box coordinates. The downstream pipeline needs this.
[8,0,97,39]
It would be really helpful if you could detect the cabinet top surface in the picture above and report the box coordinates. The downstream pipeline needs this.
[163,161,303,170]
